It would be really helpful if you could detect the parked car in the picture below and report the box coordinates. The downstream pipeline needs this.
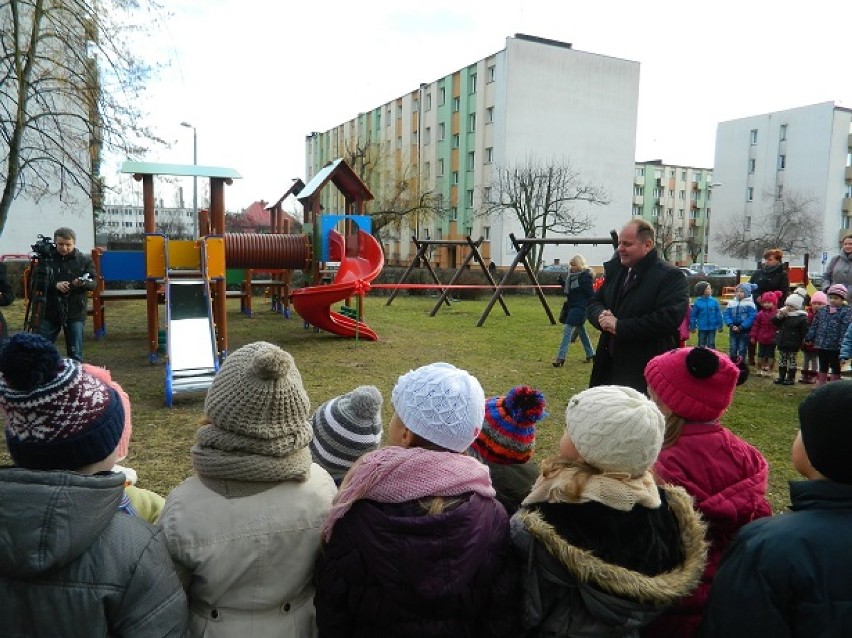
[809,272,823,287]
[678,267,698,276]
[542,264,569,273]
[707,268,737,277]
[692,263,719,275]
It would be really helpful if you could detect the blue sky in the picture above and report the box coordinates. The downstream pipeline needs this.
[107,0,852,211]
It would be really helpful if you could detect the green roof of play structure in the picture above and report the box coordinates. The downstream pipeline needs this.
[121,161,242,179]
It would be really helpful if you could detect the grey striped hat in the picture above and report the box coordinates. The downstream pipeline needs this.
[309,385,383,481]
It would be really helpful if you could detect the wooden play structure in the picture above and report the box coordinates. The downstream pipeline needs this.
[476,232,619,326]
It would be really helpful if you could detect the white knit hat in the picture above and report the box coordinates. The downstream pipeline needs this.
[785,293,805,311]
[309,385,383,481]
[565,385,665,477]
[391,362,485,452]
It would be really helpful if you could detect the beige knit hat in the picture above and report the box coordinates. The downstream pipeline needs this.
[192,341,313,481]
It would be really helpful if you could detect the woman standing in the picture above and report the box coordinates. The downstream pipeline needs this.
[553,254,596,367]
[747,248,789,365]
[822,232,852,291]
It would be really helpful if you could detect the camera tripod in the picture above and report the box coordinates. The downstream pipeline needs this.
[22,255,53,334]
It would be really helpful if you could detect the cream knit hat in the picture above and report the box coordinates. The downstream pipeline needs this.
[193,341,313,481]
[565,385,665,477]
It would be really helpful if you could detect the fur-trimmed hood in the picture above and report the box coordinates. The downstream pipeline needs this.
[512,485,707,619]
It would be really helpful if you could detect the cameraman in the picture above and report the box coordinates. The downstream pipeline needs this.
[36,227,96,361]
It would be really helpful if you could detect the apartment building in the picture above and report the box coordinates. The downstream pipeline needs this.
[99,204,195,241]
[633,160,714,267]
[305,34,640,269]
[711,102,852,270]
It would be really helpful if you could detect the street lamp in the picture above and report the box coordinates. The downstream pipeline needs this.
[180,121,198,237]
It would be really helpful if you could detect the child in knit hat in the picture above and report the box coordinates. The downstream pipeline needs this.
[510,385,707,636]
[315,362,520,637]
[643,347,770,637]
[805,283,852,385]
[468,385,547,515]
[309,384,383,485]
[771,292,809,385]
[159,341,336,637]
[750,290,782,376]
[0,333,188,635]
[723,283,757,363]
[701,381,852,637]
[800,290,828,384]
[690,281,724,349]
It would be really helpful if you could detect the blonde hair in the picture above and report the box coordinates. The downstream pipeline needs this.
[662,413,687,448]
[539,455,602,499]
[569,254,592,273]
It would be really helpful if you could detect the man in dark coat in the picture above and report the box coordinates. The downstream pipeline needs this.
[586,218,688,394]
[36,227,96,361]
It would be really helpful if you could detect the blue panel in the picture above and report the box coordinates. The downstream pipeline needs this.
[100,251,146,281]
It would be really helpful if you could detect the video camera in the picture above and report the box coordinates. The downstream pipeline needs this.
[30,234,56,260]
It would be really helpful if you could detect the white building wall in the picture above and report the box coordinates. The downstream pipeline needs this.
[498,37,639,267]
[712,102,852,270]
[1,192,93,257]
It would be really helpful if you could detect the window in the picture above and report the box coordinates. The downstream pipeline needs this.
[653,188,663,198]
[450,207,458,220]
[486,106,494,123]
[424,127,431,144]
[748,158,756,173]
[679,190,685,200]
[650,207,658,217]
[778,154,786,170]
[776,184,784,199]
[846,184,852,198]
[439,87,446,105]
[396,136,402,149]
[452,171,459,184]
[780,124,787,140]
[452,134,459,148]
[668,189,674,197]
[750,129,758,144]
[634,185,644,196]
[747,187,754,201]
[678,209,684,218]
[467,189,474,207]
[452,97,460,112]
[425,93,432,110]
[469,73,477,93]
[745,216,752,230]
[438,159,445,176]
[486,147,494,163]
[483,188,492,203]
[681,170,687,180]
[468,113,476,131]
[438,123,445,141]
[488,65,496,82]
[635,167,645,177]
[654,169,663,180]
[467,151,475,170]
[632,205,642,216]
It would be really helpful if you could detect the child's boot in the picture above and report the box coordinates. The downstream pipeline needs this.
[816,372,828,386]
[798,370,813,384]
[784,368,796,385]
[773,366,787,385]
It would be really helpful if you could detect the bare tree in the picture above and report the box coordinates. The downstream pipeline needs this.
[478,157,609,271]
[343,139,444,250]
[651,213,703,264]
[717,191,824,263]
[0,0,166,238]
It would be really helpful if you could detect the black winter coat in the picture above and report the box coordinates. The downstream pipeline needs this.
[314,492,520,638]
[700,480,852,637]
[587,250,688,393]
[772,310,808,352]
[749,263,789,305]
[40,249,96,323]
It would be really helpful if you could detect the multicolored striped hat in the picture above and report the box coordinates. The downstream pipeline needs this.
[470,385,546,464]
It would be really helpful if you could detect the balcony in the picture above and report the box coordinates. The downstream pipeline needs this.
[847,166,852,181]
[633,195,644,206]
[843,197,852,213]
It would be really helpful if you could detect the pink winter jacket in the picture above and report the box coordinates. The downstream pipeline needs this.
[750,308,778,346]
[643,422,771,638]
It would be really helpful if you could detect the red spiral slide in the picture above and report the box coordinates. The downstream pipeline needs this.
[291,229,385,340]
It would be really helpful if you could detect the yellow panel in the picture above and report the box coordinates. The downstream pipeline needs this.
[168,240,201,270]
[145,235,166,278]
[206,237,226,279]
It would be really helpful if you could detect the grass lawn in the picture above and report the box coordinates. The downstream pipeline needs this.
[0,293,808,512]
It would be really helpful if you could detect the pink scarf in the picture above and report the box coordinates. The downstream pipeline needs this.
[322,446,495,542]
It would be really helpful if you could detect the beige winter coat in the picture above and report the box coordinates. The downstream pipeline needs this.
[160,464,337,637]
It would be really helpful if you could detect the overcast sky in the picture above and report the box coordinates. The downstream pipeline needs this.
[106,0,852,211]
